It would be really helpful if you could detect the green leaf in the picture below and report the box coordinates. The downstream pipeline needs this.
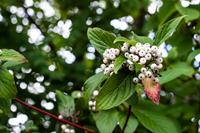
[187,49,200,64]
[0,49,27,68]
[118,113,138,133]
[176,4,200,22]
[131,32,153,44]
[0,68,17,99]
[159,62,194,85]
[114,36,137,45]
[87,28,116,54]
[132,107,180,133]
[93,110,118,133]
[0,98,11,115]
[83,72,107,102]
[153,16,185,45]
[114,55,126,74]
[56,90,75,116]
[96,72,134,110]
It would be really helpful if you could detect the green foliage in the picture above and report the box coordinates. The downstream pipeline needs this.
[133,107,180,133]
[56,90,75,115]
[87,28,116,54]
[93,110,118,133]
[0,0,199,132]
[0,49,27,68]
[114,36,137,45]
[0,68,17,99]
[117,113,138,133]
[114,55,126,73]
[132,32,153,44]
[83,72,107,102]
[176,4,200,22]
[153,16,185,45]
[96,72,134,110]
[159,62,194,85]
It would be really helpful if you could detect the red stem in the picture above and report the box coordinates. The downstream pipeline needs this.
[14,98,96,133]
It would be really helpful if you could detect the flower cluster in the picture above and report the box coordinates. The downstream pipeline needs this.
[101,48,120,75]
[100,42,163,104]
[88,90,99,111]
[101,42,163,83]
[61,124,75,133]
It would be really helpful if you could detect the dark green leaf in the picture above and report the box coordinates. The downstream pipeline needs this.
[132,107,180,133]
[0,98,11,115]
[83,72,107,102]
[56,90,75,116]
[0,49,27,68]
[159,62,194,85]
[87,28,116,54]
[153,16,185,45]
[0,68,17,99]
[114,55,126,74]
[118,113,138,133]
[176,4,200,22]
[114,36,137,45]
[131,32,153,44]
[93,110,118,133]
[96,72,134,110]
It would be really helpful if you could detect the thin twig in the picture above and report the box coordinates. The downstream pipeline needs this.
[121,105,132,133]
[14,98,96,133]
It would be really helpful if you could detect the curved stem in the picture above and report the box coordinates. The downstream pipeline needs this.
[121,105,132,133]
[14,98,96,133]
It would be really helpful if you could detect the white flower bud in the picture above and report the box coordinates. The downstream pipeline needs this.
[103,58,108,64]
[145,53,152,60]
[145,47,151,53]
[109,54,116,60]
[61,125,66,130]
[70,129,75,133]
[139,58,146,64]
[114,49,120,55]
[156,57,163,63]
[135,48,140,54]
[128,65,134,71]
[101,64,106,70]
[139,50,146,57]
[157,64,163,69]
[132,55,139,62]
[136,42,142,48]
[121,45,128,52]
[124,52,129,58]
[92,106,96,111]
[110,48,115,53]
[129,54,134,59]
[129,46,136,53]
[64,128,70,133]
[144,43,150,47]
[123,42,129,47]
[104,67,110,75]
[150,63,157,70]
[108,64,114,70]
[151,46,158,52]
[133,77,139,83]
[145,71,152,78]
[93,90,99,96]
[58,115,63,119]
[138,73,145,80]
[89,101,93,106]
[141,67,147,73]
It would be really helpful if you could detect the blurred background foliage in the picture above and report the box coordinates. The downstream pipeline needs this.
[0,0,200,133]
